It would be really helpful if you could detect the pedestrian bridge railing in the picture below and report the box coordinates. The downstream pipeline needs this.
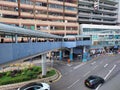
[0,42,62,64]
[0,40,92,64]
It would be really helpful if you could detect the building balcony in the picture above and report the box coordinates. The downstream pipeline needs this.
[48,8,63,13]
[78,12,117,20]
[48,0,63,6]
[65,16,77,21]
[48,15,63,20]
[101,9,117,14]
[78,6,93,11]
[78,18,117,24]
[0,10,18,16]
[0,1,17,7]
[78,0,93,4]
[50,30,78,35]
[65,10,77,15]
[100,3,118,9]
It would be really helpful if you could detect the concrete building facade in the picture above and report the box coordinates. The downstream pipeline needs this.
[0,0,79,37]
[78,0,119,25]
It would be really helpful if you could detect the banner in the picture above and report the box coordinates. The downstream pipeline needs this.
[94,0,99,10]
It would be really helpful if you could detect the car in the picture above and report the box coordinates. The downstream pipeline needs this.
[84,75,105,89]
[17,82,50,90]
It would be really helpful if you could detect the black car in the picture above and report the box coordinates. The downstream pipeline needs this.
[84,75,105,89]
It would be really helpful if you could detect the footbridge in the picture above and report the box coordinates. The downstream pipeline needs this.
[0,23,92,75]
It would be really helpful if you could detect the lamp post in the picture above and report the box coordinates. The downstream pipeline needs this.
[51,52,54,68]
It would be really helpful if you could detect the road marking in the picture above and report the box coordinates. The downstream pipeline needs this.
[95,65,116,90]
[104,64,108,68]
[67,64,72,66]
[104,65,116,80]
[95,84,102,90]
[73,63,86,70]
[83,71,91,77]
[92,65,98,70]
[91,61,96,65]
[67,79,80,89]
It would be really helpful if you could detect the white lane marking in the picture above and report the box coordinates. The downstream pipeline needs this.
[67,64,72,66]
[83,71,91,77]
[104,64,108,68]
[92,65,98,70]
[67,79,80,89]
[73,63,86,70]
[95,84,102,90]
[95,65,117,90]
[104,65,116,80]
[91,61,96,65]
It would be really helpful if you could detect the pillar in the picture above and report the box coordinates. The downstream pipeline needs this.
[70,48,73,61]
[82,46,87,62]
[15,34,18,43]
[12,35,14,43]
[59,50,62,60]
[42,53,47,76]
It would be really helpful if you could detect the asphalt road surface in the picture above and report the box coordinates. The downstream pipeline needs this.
[51,54,120,90]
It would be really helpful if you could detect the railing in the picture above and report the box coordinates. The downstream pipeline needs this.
[0,40,92,64]
[0,42,62,64]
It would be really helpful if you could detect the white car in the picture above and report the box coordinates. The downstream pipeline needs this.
[17,82,50,90]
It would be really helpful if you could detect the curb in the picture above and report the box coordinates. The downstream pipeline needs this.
[0,68,62,90]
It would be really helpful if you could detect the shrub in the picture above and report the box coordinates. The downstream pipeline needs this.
[0,73,3,78]
[32,66,41,72]
[0,66,56,85]
[6,71,11,77]
[46,70,56,77]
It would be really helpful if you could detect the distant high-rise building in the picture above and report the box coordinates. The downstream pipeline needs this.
[78,0,119,25]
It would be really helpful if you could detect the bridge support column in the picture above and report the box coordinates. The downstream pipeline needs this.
[59,50,62,60]
[15,34,18,43]
[82,46,87,62]
[70,48,73,61]
[42,53,47,76]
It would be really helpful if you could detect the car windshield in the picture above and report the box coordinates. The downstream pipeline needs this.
[24,85,42,90]
[88,76,98,79]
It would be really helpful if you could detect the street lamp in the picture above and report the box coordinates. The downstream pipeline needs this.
[51,52,55,67]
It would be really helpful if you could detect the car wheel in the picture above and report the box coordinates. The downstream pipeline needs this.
[101,79,105,84]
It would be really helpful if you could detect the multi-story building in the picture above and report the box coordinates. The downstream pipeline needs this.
[78,0,119,25]
[0,0,79,37]
[118,0,120,25]
[78,0,120,52]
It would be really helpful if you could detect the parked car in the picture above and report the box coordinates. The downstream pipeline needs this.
[17,82,50,90]
[84,75,105,89]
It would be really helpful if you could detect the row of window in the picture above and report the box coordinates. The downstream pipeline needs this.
[4,0,77,11]
[7,24,78,31]
[83,28,119,33]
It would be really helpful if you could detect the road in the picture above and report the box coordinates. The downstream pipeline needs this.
[51,55,120,90]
